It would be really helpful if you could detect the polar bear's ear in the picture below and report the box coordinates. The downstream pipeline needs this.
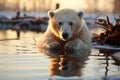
[48,10,55,18]
[78,11,84,18]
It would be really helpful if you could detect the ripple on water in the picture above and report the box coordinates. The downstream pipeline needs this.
[0,30,120,80]
[0,53,50,80]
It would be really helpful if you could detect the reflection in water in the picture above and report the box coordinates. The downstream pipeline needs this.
[0,30,17,40]
[0,30,120,79]
[0,38,19,41]
[39,48,90,77]
[0,30,39,55]
[98,49,120,77]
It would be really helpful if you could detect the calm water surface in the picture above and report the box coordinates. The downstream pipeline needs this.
[0,30,120,80]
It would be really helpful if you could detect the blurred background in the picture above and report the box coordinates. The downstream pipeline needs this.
[0,0,120,38]
[0,0,120,13]
[0,1,120,80]
[0,0,120,37]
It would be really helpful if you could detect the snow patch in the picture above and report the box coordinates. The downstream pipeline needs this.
[93,45,120,50]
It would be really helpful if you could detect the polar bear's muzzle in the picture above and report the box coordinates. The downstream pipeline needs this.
[62,32,69,40]
[60,25,71,41]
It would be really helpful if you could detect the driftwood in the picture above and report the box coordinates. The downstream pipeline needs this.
[93,15,120,46]
[0,17,48,24]
[0,19,22,24]
[0,11,48,32]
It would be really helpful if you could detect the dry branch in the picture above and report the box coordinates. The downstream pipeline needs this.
[93,15,120,46]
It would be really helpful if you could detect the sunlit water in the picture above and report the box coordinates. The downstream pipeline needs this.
[0,30,120,80]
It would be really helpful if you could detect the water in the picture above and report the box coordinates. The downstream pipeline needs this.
[0,30,120,80]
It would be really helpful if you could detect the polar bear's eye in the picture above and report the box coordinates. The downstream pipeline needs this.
[69,22,73,26]
[58,21,63,26]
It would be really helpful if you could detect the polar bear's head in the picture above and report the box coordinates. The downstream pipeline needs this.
[48,9,84,41]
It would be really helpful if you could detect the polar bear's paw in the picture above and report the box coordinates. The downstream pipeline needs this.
[43,39,60,50]
[48,42,60,50]
[65,39,82,50]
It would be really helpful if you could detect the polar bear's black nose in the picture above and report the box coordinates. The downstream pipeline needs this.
[62,33,69,39]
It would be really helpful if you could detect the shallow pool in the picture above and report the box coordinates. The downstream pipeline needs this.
[0,30,120,80]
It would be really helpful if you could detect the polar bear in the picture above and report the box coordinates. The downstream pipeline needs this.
[37,8,92,50]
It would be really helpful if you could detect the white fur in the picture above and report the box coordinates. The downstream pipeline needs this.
[37,9,92,50]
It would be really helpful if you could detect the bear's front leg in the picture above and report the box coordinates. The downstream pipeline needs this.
[41,38,60,50]
[65,39,88,50]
